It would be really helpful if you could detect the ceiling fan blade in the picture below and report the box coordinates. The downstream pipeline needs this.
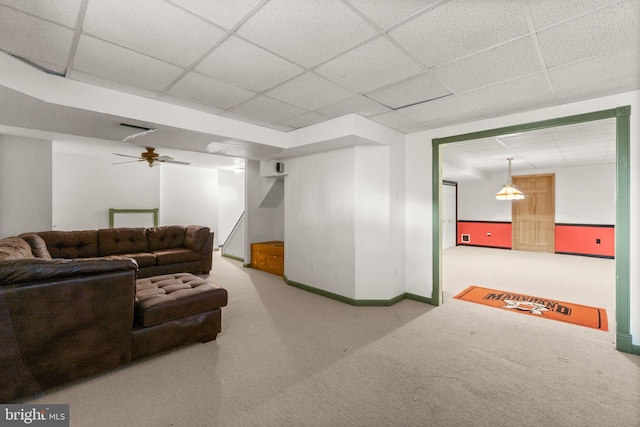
[112,160,145,165]
[113,153,143,159]
[155,155,174,161]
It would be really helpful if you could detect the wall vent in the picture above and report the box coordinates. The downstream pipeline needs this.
[461,234,470,243]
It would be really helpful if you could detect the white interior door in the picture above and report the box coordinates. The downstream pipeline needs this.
[442,183,457,249]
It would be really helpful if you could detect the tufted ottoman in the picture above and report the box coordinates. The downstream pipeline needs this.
[131,273,228,360]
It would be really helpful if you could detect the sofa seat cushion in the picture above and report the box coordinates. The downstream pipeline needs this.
[152,248,200,266]
[120,252,156,268]
[135,273,228,327]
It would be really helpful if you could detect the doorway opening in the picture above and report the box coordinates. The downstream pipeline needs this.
[432,106,632,353]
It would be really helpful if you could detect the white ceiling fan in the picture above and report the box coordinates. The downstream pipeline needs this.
[113,147,190,167]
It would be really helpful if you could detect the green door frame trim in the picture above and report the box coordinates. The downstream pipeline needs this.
[432,106,634,354]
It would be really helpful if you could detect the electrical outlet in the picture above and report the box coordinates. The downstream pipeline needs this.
[310,259,316,269]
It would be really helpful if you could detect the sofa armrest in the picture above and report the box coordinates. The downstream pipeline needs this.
[200,232,214,274]
[0,257,138,286]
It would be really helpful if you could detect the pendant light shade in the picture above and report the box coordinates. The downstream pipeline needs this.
[496,158,524,200]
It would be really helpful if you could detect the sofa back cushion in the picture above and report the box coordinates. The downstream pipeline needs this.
[0,237,34,261]
[19,233,53,259]
[184,225,210,252]
[147,226,186,252]
[98,227,148,256]
[37,230,99,259]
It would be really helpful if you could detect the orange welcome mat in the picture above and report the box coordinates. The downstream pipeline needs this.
[454,286,608,331]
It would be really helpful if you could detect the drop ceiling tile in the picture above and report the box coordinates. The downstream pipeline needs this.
[559,142,611,152]
[226,95,307,124]
[389,0,529,68]
[554,134,614,147]
[196,36,304,92]
[431,36,542,93]
[459,73,554,117]
[83,0,225,67]
[500,131,556,146]
[221,109,293,131]
[0,5,74,70]
[346,0,440,29]
[265,72,356,111]
[525,0,620,30]
[397,95,475,122]
[502,139,559,150]
[368,110,419,130]
[73,35,185,92]
[399,109,483,133]
[443,139,492,154]
[167,0,260,29]
[317,95,390,118]
[315,36,424,93]
[552,120,616,141]
[0,0,82,28]
[236,0,376,68]
[166,72,256,110]
[278,112,330,129]
[549,46,640,103]
[537,0,640,68]
[68,69,162,99]
[365,71,451,109]
[155,94,225,115]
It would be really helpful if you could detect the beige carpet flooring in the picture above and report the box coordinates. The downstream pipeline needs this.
[25,250,639,426]
[443,245,617,345]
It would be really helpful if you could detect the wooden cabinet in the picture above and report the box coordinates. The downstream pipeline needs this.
[250,241,284,276]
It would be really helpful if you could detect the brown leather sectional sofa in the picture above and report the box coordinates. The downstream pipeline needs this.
[0,225,223,402]
[31,225,214,278]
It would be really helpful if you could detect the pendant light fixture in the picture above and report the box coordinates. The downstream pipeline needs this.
[496,158,524,200]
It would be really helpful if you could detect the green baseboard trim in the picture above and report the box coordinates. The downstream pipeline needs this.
[354,293,406,307]
[283,275,356,305]
[221,253,244,263]
[616,333,634,354]
[282,275,435,307]
[632,345,640,356]
[405,292,434,305]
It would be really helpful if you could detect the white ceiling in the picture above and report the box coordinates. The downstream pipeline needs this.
[0,0,638,171]
[442,117,617,181]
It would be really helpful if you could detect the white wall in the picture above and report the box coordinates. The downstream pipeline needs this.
[283,143,405,301]
[52,150,159,231]
[284,148,356,298]
[457,164,616,224]
[160,165,218,243]
[406,90,640,344]
[218,171,245,246]
[50,144,236,246]
[354,146,390,299]
[0,135,52,237]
